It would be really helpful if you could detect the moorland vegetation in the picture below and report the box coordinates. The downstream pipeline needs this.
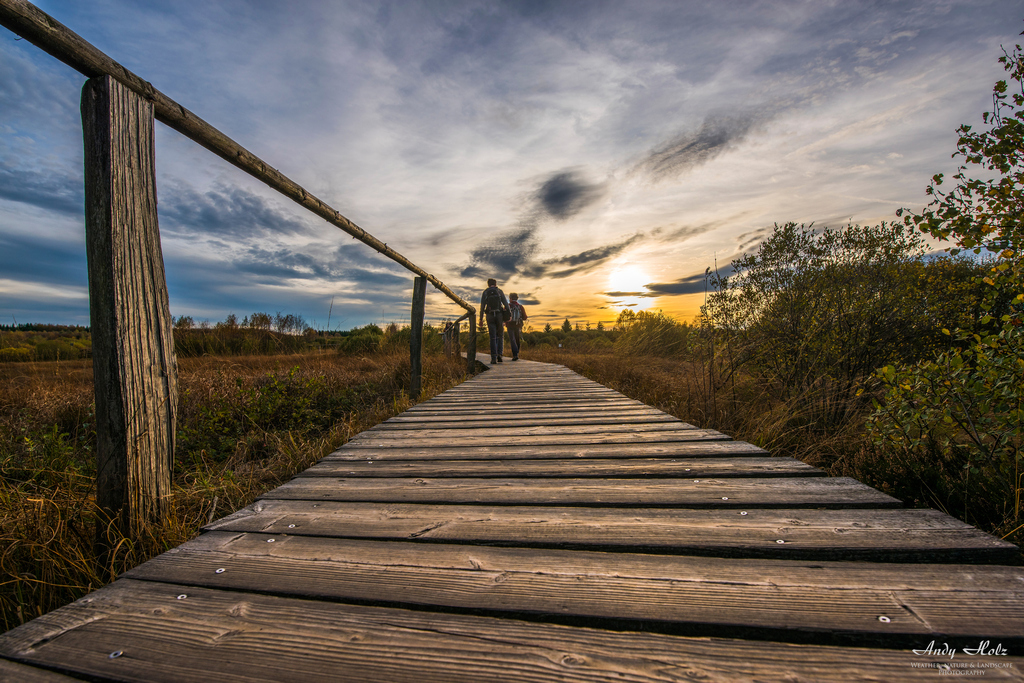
[0,328,465,630]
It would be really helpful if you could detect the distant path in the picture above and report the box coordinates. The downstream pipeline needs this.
[1,359,1022,681]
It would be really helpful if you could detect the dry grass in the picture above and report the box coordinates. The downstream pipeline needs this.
[0,350,467,630]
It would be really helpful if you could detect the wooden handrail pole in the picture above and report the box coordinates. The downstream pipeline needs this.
[82,75,177,547]
[467,315,477,374]
[409,276,426,399]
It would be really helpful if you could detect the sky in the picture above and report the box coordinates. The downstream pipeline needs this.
[1,0,1021,331]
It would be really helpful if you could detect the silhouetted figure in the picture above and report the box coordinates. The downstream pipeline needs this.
[506,293,528,361]
[479,278,509,364]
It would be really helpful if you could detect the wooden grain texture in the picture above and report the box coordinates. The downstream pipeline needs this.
[300,455,822,478]
[389,406,669,420]
[82,75,176,533]
[355,422,698,440]
[379,412,682,428]
[345,428,728,449]
[0,658,81,682]
[5,580,1018,683]
[122,533,1024,649]
[406,400,651,413]
[205,500,1020,563]
[261,475,902,508]
[323,440,767,460]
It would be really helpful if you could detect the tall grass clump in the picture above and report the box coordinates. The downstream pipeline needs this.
[613,310,692,357]
[0,348,466,630]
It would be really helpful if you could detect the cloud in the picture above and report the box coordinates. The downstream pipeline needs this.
[647,264,737,294]
[653,221,727,245]
[0,165,82,216]
[460,226,539,279]
[735,226,775,253]
[461,168,609,280]
[533,169,606,219]
[521,232,645,279]
[514,295,540,306]
[0,233,87,285]
[635,114,762,181]
[603,290,658,298]
[220,241,407,286]
[159,182,313,239]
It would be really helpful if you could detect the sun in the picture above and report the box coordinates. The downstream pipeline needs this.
[607,266,655,312]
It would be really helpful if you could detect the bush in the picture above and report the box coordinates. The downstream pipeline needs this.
[338,324,384,354]
[867,43,1024,543]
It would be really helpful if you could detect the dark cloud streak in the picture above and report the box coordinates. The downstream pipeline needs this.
[460,226,539,279]
[636,114,761,181]
[160,183,312,239]
[535,170,605,219]
[644,264,736,295]
[521,232,644,279]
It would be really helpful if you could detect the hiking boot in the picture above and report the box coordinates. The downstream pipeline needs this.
[490,357,497,364]
[512,357,519,361]
[496,357,503,362]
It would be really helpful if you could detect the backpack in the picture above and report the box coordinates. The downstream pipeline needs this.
[484,287,504,313]
[510,302,523,323]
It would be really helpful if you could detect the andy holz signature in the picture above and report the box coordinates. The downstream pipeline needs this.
[913,640,1010,660]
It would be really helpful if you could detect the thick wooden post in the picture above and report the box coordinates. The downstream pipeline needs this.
[82,75,177,544]
[409,276,426,399]
[467,314,477,374]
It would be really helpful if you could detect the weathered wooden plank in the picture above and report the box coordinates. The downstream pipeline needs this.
[4,580,1013,683]
[409,392,643,405]
[394,406,666,419]
[206,500,1020,563]
[379,413,682,429]
[324,441,767,460]
[414,397,642,409]
[300,456,821,479]
[357,422,696,440]
[345,429,726,449]
[260,476,902,508]
[438,386,614,397]
[416,384,626,396]
[0,658,81,682]
[406,401,651,414]
[122,533,1024,649]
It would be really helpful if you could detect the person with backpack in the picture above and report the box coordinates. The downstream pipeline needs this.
[479,278,510,364]
[506,293,527,361]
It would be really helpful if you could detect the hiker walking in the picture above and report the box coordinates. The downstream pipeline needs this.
[479,278,509,364]
[506,293,527,361]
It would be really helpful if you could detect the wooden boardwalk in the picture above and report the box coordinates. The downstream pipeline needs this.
[2,359,1022,681]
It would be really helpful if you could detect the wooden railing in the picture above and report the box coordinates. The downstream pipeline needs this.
[0,0,478,542]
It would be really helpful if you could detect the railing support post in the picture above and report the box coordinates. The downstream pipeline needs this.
[467,314,477,374]
[82,75,177,551]
[409,276,427,399]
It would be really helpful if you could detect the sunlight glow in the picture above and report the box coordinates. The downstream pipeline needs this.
[606,266,656,312]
